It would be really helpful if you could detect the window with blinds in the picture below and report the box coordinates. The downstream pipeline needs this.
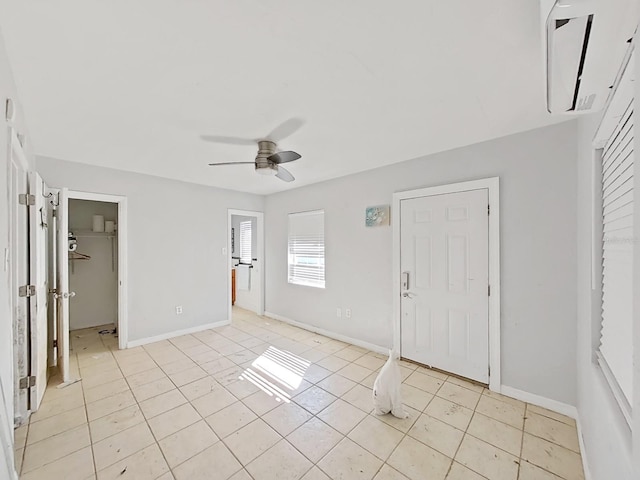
[597,87,634,420]
[239,220,252,264]
[288,210,325,288]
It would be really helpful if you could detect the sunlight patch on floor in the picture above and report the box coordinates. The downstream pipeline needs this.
[239,346,310,402]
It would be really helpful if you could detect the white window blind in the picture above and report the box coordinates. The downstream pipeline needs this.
[288,210,325,288]
[598,95,634,413]
[239,220,252,264]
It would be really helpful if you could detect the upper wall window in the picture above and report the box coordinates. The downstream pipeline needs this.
[288,210,325,288]
[239,220,252,264]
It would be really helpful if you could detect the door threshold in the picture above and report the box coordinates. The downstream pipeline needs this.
[400,357,489,389]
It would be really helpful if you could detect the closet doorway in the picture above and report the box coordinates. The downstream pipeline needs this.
[228,209,264,320]
[68,199,119,343]
[54,190,128,383]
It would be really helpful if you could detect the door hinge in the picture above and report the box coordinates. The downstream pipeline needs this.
[19,285,36,297]
[19,376,36,389]
[488,285,491,296]
[487,204,490,215]
[52,208,58,218]
[53,339,58,348]
[18,194,35,206]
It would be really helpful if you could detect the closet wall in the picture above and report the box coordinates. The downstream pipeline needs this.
[69,199,118,330]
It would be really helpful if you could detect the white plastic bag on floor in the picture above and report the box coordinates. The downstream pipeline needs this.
[372,350,408,418]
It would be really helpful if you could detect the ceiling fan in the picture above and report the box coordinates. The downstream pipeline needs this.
[202,118,303,183]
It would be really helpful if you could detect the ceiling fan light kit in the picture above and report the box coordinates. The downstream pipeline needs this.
[205,129,302,183]
[256,163,278,176]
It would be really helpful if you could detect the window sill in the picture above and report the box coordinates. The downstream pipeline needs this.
[288,279,325,289]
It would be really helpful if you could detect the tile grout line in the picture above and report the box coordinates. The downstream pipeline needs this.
[516,403,528,480]
[35,310,584,480]
[129,337,211,479]
[368,376,448,479]
[88,329,129,477]
[27,351,93,475]
[93,334,191,478]
[16,419,29,476]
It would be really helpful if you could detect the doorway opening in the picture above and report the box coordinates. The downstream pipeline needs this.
[228,209,264,323]
[67,199,120,356]
[54,190,128,384]
[392,178,501,392]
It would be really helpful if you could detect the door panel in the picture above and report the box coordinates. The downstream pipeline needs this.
[56,188,70,382]
[9,131,29,425]
[400,189,489,383]
[28,172,49,410]
[47,191,58,368]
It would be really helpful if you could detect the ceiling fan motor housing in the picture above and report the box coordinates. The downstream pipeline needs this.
[255,140,278,175]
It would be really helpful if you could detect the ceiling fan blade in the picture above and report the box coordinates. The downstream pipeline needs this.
[208,162,255,166]
[200,135,257,146]
[268,151,301,164]
[266,118,305,142]
[275,165,295,182]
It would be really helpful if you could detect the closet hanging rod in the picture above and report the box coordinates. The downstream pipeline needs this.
[231,257,257,261]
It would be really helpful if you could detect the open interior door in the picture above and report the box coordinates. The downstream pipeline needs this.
[9,129,30,425]
[56,188,70,382]
[27,172,49,410]
[47,190,58,369]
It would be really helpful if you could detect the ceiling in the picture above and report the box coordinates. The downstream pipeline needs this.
[0,1,566,195]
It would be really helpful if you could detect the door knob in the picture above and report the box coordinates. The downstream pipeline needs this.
[62,292,76,299]
[402,292,415,298]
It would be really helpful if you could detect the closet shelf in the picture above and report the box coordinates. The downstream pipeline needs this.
[72,229,117,238]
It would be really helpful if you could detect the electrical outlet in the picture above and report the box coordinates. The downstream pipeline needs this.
[345,308,352,319]
[176,306,183,315]
[336,308,342,318]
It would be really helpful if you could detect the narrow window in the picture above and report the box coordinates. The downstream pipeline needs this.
[239,220,252,264]
[288,210,325,288]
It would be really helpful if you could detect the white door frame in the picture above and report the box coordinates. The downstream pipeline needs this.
[392,177,501,392]
[227,209,264,318]
[66,190,128,349]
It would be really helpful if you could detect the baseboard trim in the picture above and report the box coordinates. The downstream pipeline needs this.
[499,385,578,419]
[264,311,388,355]
[126,320,230,348]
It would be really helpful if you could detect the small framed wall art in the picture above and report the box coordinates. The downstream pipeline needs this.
[365,205,390,227]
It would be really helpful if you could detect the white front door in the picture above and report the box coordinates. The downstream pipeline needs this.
[28,172,49,410]
[400,189,489,383]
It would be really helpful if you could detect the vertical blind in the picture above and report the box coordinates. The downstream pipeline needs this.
[288,210,325,288]
[239,220,252,264]
[599,96,634,410]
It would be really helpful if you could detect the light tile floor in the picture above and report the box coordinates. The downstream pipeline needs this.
[14,308,585,480]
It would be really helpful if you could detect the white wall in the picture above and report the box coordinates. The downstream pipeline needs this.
[574,46,640,480]
[265,121,579,405]
[231,215,259,312]
[0,26,35,480]
[37,158,263,342]
[68,199,118,330]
